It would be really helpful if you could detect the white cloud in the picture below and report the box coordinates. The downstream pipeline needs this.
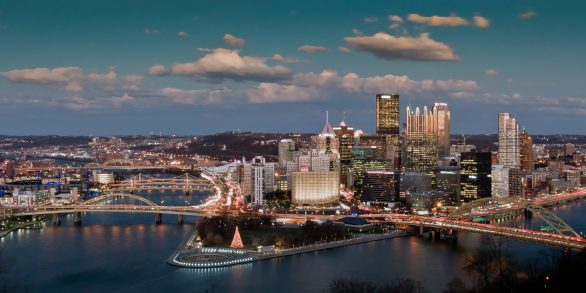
[518,10,536,20]
[364,16,379,23]
[338,46,351,53]
[1,67,83,83]
[148,64,170,76]
[389,15,403,23]
[63,81,84,93]
[223,34,245,47]
[344,32,459,61]
[1,67,142,94]
[169,48,293,82]
[298,45,328,53]
[272,54,301,63]
[473,16,490,28]
[161,87,231,105]
[407,14,468,27]
[144,28,159,34]
[197,48,212,52]
[177,31,189,37]
[352,28,364,36]
[247,83,319,103]
[485,69,498,76]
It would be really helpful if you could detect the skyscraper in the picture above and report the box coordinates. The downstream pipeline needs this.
[520,128,534,172]
[460,150,492,202]
[311,112,339,156]
[278,139,296,168]
[376,94,400,169]
[239,156,275,206]
[498,113,520,168]
[333,119,354,187]
[404,105,437,175]
[432,102,451,157]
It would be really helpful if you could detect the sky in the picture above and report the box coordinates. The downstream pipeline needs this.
[0,0,585,136]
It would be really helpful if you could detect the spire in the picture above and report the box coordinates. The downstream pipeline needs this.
[319,111,336,137]
[230,226,244,249]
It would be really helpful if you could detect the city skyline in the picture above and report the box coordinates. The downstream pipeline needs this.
[1,0,585,135]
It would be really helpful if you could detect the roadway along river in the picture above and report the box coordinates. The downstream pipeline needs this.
[1,190,585,293]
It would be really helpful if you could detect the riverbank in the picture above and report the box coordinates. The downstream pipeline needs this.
[167,230,409,268]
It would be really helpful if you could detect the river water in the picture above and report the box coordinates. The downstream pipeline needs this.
[1,190,585,293]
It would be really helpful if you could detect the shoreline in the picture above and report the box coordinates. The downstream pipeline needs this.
[167,230,409,268]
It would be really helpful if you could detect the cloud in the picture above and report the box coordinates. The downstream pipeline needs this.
[197,48,212,52]
[407,14,468,27]
[223,34,245,47]
[389,15,403,23]
[518,10,536,20]
[160,87,231,105]
[364,16,379,23]
[169,48,293,82]
[247,83,319,103]
[352,28,364,36]
[291,70,479,98]
[338,46,351,53]
[272,54,301,63]
[473,16,490,28]
[485,69,498,76]
[1,67,83,83]
[148,64,170,76]
[61,93,136,110]
[298,45,328,53]
[1,67,142,93]
[344,32,459,61]
[143,28,159,34]
[177,31,189,37]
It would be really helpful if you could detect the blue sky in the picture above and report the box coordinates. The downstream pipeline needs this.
[0,0,585,135]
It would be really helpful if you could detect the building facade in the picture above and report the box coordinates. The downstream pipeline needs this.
[404,106,437,175]
[375,94,401,169]
[433,102,451,157]
[460,151,492,202]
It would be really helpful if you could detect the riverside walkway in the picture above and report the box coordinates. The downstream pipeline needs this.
[167,230,408,268]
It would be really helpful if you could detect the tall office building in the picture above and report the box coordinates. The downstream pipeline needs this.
[278,139,296,168]
[404,106,437,175]
[350,146,393,192]
[291,171,339,206]
[239,156,275,206]
[361,171,400,205]
[333,120,354,187]
[358,134,393,161]
[520,128,534,172]
[432,102,451,157]
[376,94,401,169]
[311,112,339,155]
[491,165,509,198]
[498,113,520,168]
[460,150,492,202]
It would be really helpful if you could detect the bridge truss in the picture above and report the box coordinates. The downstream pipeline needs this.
[107,173,213,192]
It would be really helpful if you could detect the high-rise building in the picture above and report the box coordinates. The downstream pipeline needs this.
[333,120,354,187]
[278,139,296,168]
[432,102,451,157]
[436,167,461,205]
[498,113,520,168]
[491,165,509,198]
[350,146,393,191]
[376,94,401,169]
[404,106,437,175]
[520,128,534,172]
[361,171,400,204]
[239,156,275,205]
[508,168,523,197]
[460,150,492,202]
[358,134,393,161]
[311,112,339,156]
[291,171,339,206]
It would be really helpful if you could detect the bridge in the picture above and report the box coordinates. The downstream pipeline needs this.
[0,192,222,224]
[106,173,214,194]
[2,189,586,250]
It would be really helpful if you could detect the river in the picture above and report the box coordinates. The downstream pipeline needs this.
[1,191,585,293]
